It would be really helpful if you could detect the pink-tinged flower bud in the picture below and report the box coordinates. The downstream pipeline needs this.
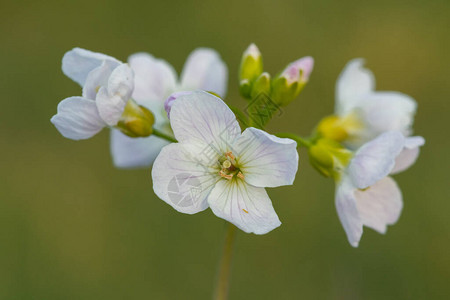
[281,56,314,84]
[272,56,314,106]
[164,91,194,119]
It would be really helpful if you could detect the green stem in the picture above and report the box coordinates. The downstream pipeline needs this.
[213,223,237,300]
[276,132,312,148]
[152,128,177,143]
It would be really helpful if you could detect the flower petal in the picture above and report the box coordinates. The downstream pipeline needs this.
[357,91,417,140]
[354,176,403,234]
[51,96,105,140]
[208,179,281,234]
[128,52,177,103]
[110,129,169,168]
[82,60,118,100]
[391,136,425,174]
[233,127,298,188]
[152,143,219,214]
[180,48,228,98]
[348,131,405,189]
[164,91,194,119]
[335,177,363,247]
[62,48,120,86]
[169,91,241,153]
[336,59,375,115]
[96,64,134,126]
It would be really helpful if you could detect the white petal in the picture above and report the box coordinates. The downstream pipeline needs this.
[96,64,134,126]
[180,48,228,98]
[391,136,425,174]
[169,91,241,154]
[335,177,363,247]
[106,63,134,99]
[128,52,177,102]
[348,131,405,189]
[208,179,281,234]
[51,97,105,140]
[355,176,403,234]
[335,59,375,115]
[152,143,219,214]
[82,60,118,100]
[62,48,120,86]
[357,92,417,140]
[164,91,194,119]
[110,129,169,168]
[233,127,298,188]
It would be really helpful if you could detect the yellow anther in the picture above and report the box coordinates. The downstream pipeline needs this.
[237,172,245,180]
[225,151,235,160]
[219,170,233,180]
[242,209,249,214]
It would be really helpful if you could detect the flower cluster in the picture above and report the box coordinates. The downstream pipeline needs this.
[51,45,424,247]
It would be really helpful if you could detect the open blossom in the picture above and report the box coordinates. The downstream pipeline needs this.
[152,91,298,234]
[111,48,228,168]
[51,48,134,140]
[335,131,425,247]
[332,59,417,147]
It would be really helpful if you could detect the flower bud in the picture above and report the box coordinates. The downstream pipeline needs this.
[316,113,362,143]
[239,44,263,98]
[282,56,314,85]
[308,138,352,178]
[250,72,271,99]
[272,56,314,106]
[117,99,155,137]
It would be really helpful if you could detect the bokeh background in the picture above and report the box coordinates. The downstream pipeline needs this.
[1,0,449,299]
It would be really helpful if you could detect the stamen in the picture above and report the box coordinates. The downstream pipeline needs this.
[219,170,233,180]
[242,209,249,214]
[225,151,235,160]
[237,172,245,180]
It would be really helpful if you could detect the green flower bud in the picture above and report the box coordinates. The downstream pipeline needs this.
[250,72,271,99]
[116,99,155,138]
[308,138,352,179]
[271,76,299,107]
[316,113,363,143]
[239,44,263,98]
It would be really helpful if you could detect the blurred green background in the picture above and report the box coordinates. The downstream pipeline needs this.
[1,0,449,299]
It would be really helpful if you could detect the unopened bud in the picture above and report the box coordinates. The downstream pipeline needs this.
[117,99,155,137]
[308,138,352,178]
[250,72,271,99]
[239,44,263,98]
[316,113,362,142]
[272,56,314,106]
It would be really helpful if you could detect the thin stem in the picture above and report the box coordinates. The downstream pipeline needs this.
[276,132,312,148]
[152,128,177,143]
[214,223,237,300]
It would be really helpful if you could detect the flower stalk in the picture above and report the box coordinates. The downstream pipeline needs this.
[152,128,177,143]
[214,222,237,300]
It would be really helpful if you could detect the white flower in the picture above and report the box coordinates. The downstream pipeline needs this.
[335,59,417,147]
[111,48,228,168]
[51,48,133,140]
[151,91,298,234]
[335,131,424,247]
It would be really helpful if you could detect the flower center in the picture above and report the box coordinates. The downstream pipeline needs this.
[219,151,244,180]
